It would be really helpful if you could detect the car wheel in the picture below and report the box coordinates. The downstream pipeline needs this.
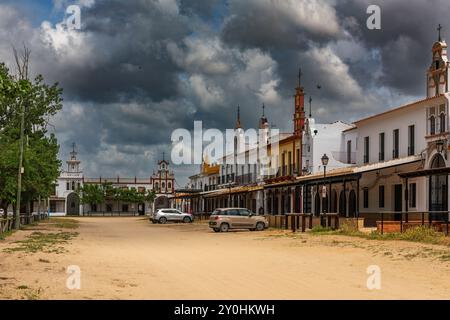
[183,216,191,223]
[159,217,167,224]
[213,228,220,233]
[255,222,265,231]
[219,223,229,232]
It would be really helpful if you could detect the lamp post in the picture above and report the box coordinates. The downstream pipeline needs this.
[320,154,329,226]
[228,177,233,207]
[321,154,329,178]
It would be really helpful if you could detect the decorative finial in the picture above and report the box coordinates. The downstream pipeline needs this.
[438,24,443,42]
[235,105,242,129]
[262,103,265,117]
[162,151,165,162]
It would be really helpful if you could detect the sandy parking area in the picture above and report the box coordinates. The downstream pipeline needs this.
[0,217,449,300]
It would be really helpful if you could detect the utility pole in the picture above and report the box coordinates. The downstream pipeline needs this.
[15,100,25,229]
[13,45,30,230]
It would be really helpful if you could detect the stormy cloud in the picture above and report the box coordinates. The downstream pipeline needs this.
[0,0,445,185]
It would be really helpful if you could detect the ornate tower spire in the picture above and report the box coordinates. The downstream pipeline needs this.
[427,26,449,97]
[67,143,81,173]
[294,68,305,136]
[438,24,443,42]
[259,103,269,130]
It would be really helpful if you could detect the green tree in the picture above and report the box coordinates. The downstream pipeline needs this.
[78,184,105,211]
[0,60,63,222]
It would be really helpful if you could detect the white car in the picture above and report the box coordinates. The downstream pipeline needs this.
[150,209,193,224]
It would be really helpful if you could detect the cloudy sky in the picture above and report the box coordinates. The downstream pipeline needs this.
[0,0,448,186]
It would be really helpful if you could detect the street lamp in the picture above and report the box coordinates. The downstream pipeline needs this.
[320,154,329,223]
[321,154,329,178]
[228,177,233,207]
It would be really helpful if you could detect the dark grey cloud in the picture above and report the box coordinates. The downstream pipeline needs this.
[0,0,445,185]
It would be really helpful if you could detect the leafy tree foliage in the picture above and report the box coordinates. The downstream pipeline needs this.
[0,63,63,217]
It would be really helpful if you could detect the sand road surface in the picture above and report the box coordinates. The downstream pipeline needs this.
[0,217,449,299]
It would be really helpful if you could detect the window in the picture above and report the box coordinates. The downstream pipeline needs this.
[66,182,70,191]
[409,183,417,208]
[168,182,172,189]
[393,129,399,159]
[50,201,57,213]
[379,132,385,161]
[430,116,436,135]
[408,125,415,156]
[440,113,446,133]
[364,137,369,163]
[347,140,352,164]
[379,185,385,208]
[363,188,369,208]
[239,209,250,216]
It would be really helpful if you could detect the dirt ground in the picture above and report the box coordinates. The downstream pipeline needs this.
[0,217,449,300]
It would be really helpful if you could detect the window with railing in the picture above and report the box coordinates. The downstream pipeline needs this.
[430,116,436,135]
[393,129,399,159]
[440,113,446,133]
[408,125,415,156]
[347,140,352,164]
[379,132,385,161]
[364,136,369,164]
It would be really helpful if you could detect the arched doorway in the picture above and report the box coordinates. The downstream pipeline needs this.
[66,193,80,216]
[348,190,356,218]
[314,192,321,216]
[154,196,169,211]
[429,154,448,220]
[338,191,346,217]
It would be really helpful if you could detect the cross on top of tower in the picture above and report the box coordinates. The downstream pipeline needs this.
[298,68,302,87]
[438,24,443,42]
[70,142,77,160]
[262,103,265,117]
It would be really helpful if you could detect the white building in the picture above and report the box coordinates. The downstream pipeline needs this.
[303,38,450,226]
[47,145,175,216]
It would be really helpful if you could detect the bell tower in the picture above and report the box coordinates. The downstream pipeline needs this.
[294,68,306,136]
[67,143,81,173]
[427,24,449,97]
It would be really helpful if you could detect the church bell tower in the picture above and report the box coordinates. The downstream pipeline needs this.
[427,25,449,97]
[294,68,306,136]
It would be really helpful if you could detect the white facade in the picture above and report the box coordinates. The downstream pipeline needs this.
[302,119,354,174]
[46,146,175,216]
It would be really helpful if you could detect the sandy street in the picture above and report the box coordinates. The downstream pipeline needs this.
[0,217,449,300]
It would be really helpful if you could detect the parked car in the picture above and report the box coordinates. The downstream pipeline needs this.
[150,209,193,224]
[209,208,269,232]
